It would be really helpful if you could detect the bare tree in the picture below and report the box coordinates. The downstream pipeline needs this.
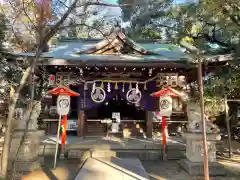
[0,0,81,178]
[0,0,135,178]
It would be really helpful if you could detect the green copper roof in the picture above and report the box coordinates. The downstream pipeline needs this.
[13,39,190,63]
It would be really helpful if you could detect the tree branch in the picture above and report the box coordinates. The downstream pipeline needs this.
[43,0,79,45]
[22,0,37,31]
[150,21,236,52]
[222,5,240,27]
[77,2,132,8]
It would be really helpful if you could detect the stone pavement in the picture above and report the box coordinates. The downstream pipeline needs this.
[73,157,149,180]
[20,156,240,180]
[20,136,240,180]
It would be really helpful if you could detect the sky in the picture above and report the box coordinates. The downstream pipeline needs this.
[101,0,190,17]
[99,0,191,27]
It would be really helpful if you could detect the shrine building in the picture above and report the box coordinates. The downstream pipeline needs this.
[13,30,225,138]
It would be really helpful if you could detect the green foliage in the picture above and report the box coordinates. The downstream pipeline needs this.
[125,0,240,54]
[140,28,161,40]
[121,0,239,116]
[204,96,225,116]
[0,14,6,50]
[0,13,31,105]
[203,64,240,116]
[205,65,240,97]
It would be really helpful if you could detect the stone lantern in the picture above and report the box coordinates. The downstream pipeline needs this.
[180,102,226,176]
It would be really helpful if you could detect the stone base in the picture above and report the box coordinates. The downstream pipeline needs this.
[8,157,43,172]
[59,153,65,159]
[180,159,226,176]
[9,130,44,161]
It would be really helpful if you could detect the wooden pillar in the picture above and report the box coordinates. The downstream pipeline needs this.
[77,85,85,137]
[146,111,153,138]
[77,111,85,137]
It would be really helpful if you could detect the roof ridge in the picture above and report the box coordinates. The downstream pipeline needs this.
[57,38,172,44]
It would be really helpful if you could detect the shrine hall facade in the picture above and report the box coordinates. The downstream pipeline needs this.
[14,31,199,138]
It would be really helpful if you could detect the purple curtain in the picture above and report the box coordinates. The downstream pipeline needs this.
[78,81,158,111]
[139,81,157,111]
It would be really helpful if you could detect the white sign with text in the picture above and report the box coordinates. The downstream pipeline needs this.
[112,112,121,123]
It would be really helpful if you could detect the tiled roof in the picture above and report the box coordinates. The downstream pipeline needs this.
[14,40,190,62]
[12,32,191,63]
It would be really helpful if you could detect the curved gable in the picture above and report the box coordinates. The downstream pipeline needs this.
[77,31,158,55]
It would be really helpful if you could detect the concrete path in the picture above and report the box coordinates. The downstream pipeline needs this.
[73,157,149,180]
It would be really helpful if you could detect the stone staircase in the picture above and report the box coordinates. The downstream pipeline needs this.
[39,143,185,161]
[85,122,107,136]
[67,148,185,161]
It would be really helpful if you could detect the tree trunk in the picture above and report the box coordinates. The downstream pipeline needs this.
[0,70,30,178]
[0,49,41,178]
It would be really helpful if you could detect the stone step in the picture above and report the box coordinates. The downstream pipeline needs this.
[84,133,107,136]
[86,129,106,132]
[87,126,105,129]
[67,149,185,161]
[87,127,105,130]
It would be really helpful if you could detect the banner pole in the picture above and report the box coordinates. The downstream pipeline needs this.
[60,115,67,159]
[162,116,167,161]
[54,114,62,168]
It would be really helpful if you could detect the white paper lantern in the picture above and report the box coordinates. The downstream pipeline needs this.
[159,96,173,117]
[57,95,71,115]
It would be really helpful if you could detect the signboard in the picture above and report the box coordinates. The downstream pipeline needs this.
[15,108,23,120]
[48,74,55,86]
[159,96,173,117]
[112,112,120,123]
[67,120,77,130]
[57,95,70,115]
